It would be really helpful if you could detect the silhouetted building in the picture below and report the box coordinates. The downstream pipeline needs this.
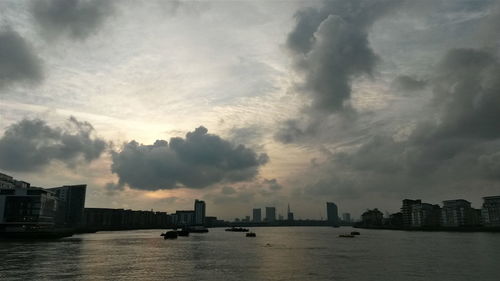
[411,203,441,227]
[48,185,86,227]
[194,199,206,226]
[389,212,403,227]
[401,199,421,227]
[265,207,276,222]
[253,208,261,222]
[326,202,339,226]
[441,199,479,227]
[0,186,59,231]
[171,210,195,226]
[287,204,294,221]
[83,208,169,229]
[482,196,500,227]
[342,213,351,223]
[361,209,383,226]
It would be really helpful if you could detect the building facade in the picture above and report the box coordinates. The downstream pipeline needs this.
[265,207,276,222]
[482,196,500,227]
[0,186,60,231]
[401,199,421,227]
[441,199,480,227]
[194,199,206,226]
[252,208,261,222]
[326,202,339,226]
[48,185,87,227]
[411,203,441,227]
[287,204,294,221]
[342,213,351,223]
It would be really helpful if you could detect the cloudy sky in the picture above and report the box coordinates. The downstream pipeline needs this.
[1,0,500,220]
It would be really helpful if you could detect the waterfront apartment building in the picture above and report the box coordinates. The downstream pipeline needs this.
[48,185,87,227]
[326,202,339,226]
[401,199,421,227]
[252,208,261,222]
[482,196,500,227]
[441,199,480,227]
[265,207,276,222]
[0,173,89,232]
[0,185,60,231]
[411,203,441,227]
[171,210,195,226]
[83,208,169,230]
[194,199,206,226]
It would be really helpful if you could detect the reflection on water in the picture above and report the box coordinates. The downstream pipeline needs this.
[1,227,499,281]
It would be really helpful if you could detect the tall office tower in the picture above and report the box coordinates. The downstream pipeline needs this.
[287,204,294,221]
[265,207,276,222]
[253,208,261,222]
[49,185,87,227]
[326,202,339,226]
[194,199,206,225]
[342,213,351,223]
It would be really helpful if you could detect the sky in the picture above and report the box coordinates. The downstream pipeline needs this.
[1,0,500,220]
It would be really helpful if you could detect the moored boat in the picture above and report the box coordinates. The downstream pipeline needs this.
[161,231,178,239]
[246,232,256,237]
[338,234,355,238]
[225,227,249,232]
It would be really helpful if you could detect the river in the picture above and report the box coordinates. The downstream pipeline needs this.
[0,227,498,281]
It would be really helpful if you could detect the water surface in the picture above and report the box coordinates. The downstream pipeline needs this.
[1,227,498,281]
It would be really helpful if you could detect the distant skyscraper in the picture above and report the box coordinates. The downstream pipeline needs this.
[253,208,261,222]
[326,202,339,226]
[265,207,276,222]
[342,213,351,223]
[287,204,294,221]
[194,199,206,225]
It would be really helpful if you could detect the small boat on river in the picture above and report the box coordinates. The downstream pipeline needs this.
[246,232,256,237]
[225,227,249,232]
[338,234,355,238]
[161,231,178,239]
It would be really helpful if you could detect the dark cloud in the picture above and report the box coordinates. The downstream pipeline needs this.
[111,126,269,190]
[32,0,114,40]
[299,48,500,199]
[263,178,283,191]
[277,0,401,143]
[287,0,401,113]
[104,182,125,196]
[0,29,43,89]
[0,117,107,172]
[392,75,427,92]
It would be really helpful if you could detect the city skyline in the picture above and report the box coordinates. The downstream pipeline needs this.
[2,0,500,220]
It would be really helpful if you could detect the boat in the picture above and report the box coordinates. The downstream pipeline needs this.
[350,231,360,235]
[225,227,249,232]
[161,231,178,239]
[338,234,355,238]
[177,229,189,237]
[246,232,256,237]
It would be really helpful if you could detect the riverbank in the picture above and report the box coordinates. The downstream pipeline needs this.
[354,225,500,232]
